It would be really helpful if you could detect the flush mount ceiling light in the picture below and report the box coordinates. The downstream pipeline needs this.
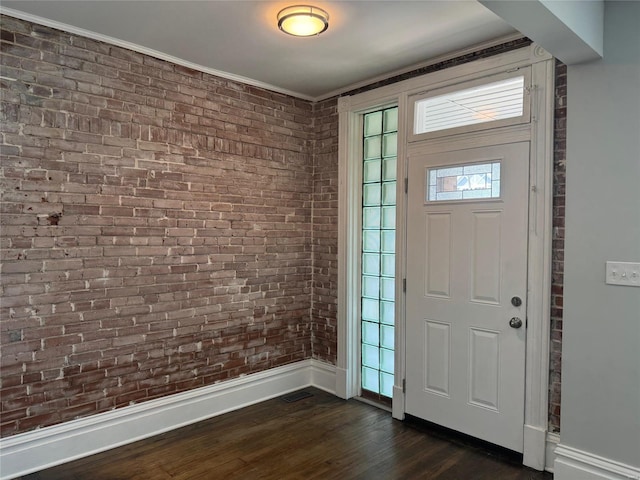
[277,5,329,37]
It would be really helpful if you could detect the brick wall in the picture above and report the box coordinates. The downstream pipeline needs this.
[548,60,566,433]
[310,99,339,363]
[0,15,314,437]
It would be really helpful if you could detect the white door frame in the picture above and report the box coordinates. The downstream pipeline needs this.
[336,43,555,470]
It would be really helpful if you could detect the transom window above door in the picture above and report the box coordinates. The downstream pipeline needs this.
[410,70,530,141]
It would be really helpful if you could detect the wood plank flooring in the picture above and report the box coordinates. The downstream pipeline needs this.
[20,388,553,479]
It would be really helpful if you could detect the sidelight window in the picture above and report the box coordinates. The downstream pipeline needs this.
[361,106,397,399]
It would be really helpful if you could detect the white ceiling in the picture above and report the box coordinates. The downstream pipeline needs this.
[1,1,519,100]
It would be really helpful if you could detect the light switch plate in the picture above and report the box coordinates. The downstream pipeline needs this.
[605,261,640,287]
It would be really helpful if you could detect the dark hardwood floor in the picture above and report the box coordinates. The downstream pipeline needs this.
[21,388,553,479]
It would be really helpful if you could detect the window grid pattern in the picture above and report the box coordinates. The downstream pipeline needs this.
[361,107,397,398]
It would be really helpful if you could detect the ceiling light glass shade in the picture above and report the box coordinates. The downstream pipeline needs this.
[277,5,329,37]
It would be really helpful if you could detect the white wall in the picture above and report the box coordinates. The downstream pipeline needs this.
[540,0,604,57]
[479,0,603,64]
[560,0,640,472]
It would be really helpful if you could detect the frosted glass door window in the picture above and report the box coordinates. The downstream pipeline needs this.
[361,106,397,399]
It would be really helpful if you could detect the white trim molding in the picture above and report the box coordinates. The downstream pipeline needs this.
[337,43,555,471]
[522,44,556,471]
[310,359,338,393]
[554,443,640,480]
[546,432,561,472]
[0,360,336,480]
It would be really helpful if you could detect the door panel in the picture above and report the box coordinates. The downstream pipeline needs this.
[468,327,500,411]
[405,142,529,452]
[425,213,451,297]
[470,211,502,304]
[424,320,451,396]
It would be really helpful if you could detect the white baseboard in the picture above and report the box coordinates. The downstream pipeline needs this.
[309,359,338,394]
[554,443,640,480]
[545,432,561,472]
[0,359,336,480]
[391,384,405,420]
[523,424,548,470]
[334,366,350,399]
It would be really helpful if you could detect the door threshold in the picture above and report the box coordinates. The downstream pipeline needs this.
[355,395,392,413]
[403,414,524,466]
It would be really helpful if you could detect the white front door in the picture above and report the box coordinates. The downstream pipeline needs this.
[405,142,529,452]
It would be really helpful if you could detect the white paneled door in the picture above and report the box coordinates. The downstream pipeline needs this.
[405,142,529,452]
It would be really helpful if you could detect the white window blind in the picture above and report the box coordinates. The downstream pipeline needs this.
[414,76,525,135]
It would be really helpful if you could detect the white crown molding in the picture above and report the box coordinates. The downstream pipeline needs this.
[0,7,316,102]
[554,443,640,480]
[0,359,337,480]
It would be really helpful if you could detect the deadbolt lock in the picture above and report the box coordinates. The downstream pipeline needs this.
[511,296,522,307]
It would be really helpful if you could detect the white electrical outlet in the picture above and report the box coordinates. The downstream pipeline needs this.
[605,261,640,287]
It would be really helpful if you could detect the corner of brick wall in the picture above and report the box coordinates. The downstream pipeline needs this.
[310,98,339,364]
[0,15,314,437]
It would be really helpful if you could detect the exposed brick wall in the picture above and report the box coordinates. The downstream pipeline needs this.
[548,60,567,433]
[0,15,314,437]
[310,99,339,363]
